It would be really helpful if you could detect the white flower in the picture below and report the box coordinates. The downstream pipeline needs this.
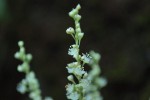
[66,66,85,76]
[67,92,79,100]
[68,45,78,59]
[80,79,90,88]
[96,77,107,88]
[85,94,92,100]
[79,78,91,94]
[81,53,91,64]
[17,79,28,94]
[66,84,74,94]
[66,67,74,73]
[74,67,85,76]
[67,75,74,82]
[26,71,40,91]
[17,83,27,94]
[67,62,78,68]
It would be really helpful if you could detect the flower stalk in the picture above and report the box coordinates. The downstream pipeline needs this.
[15,41,53,100]
[66,4,92,100]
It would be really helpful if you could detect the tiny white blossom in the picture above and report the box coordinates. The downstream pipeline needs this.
[66,67,74,73]
[26,72,40,90]
[17,83,27,94]
[81,53,91,64]
[96,77,107,88]
[74,67,85,76]
[67,92,80,100]
[18,41,24,47]
[66,84,74,94]
[67,62,78,68]
[68,45,78,59]
[80,79,90,88]
[66,66,85,77]
[85,94,92,100]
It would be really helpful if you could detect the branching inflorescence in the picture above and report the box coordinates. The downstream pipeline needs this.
[14,41,53,100]
[66,4,107,100]
[15,4,107,100]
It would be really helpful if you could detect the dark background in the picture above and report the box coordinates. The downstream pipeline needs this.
[0,0,150,100]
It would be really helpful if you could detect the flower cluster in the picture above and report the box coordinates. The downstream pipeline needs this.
[85,51,107,100]
[15,3,107,100]
[15,41,53,100]
[66,4,92,100]
[66,4,107,100]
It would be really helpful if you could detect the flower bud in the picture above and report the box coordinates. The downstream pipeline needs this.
[74,14,81,21]
[66,27,75,34]
[26,54,32,62]
[69,9,77,18]
[78,32,84,40]
[83,72,88,78]
[96,78,107,87]
[17,65,23,72]
[76,4,81,10]
[18,41,24,47]
[14,52,20,59]
[75,23,80,28]
[76,28,81,33]
[67,75,74,82]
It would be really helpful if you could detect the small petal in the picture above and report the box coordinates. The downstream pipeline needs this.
[81,53,91,64]
[66,84,74,94]
[68,45,78,59]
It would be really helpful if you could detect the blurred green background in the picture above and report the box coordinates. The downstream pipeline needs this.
[0,0,150,100]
